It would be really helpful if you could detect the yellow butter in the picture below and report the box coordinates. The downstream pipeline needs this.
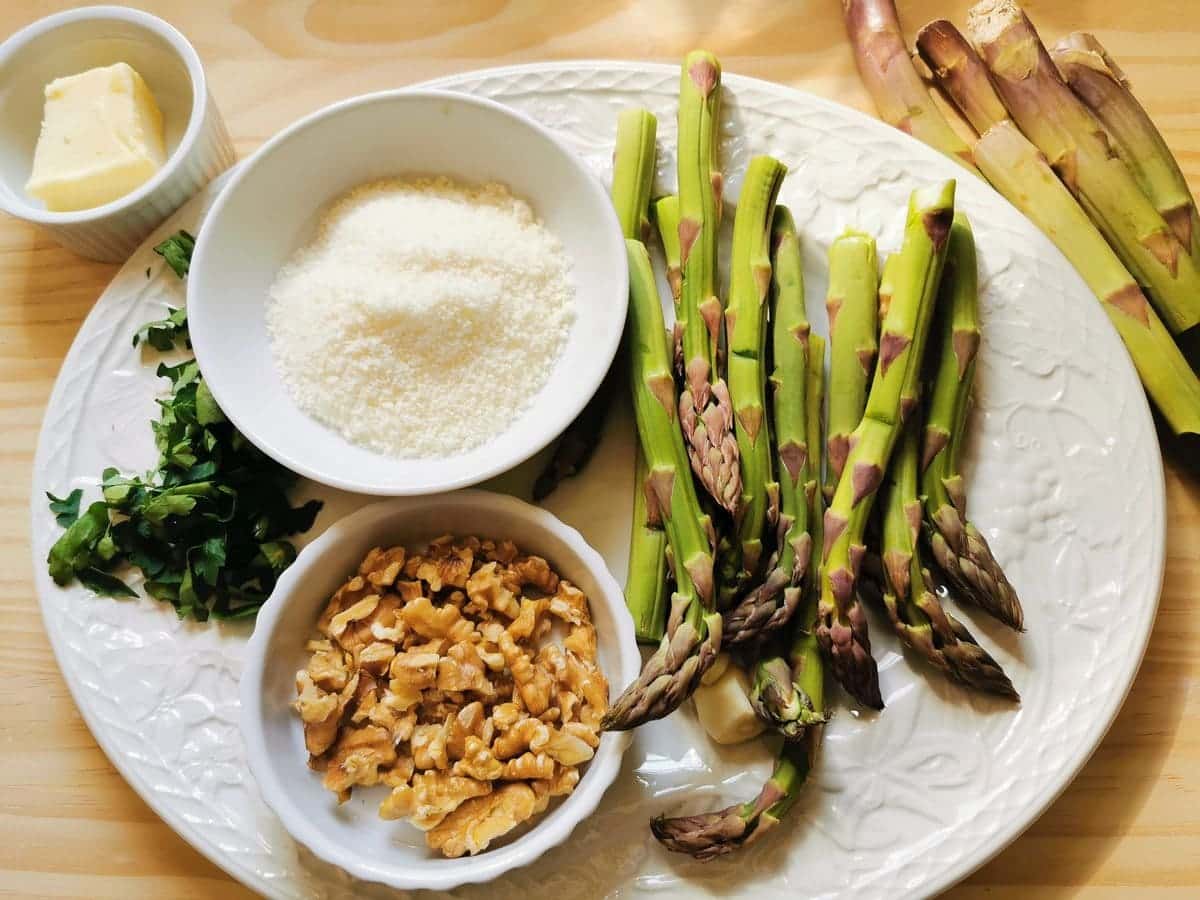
[26,62,166,212]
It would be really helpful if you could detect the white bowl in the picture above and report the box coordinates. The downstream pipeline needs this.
[187,89,627,497]
[0,6,235,261]
[239,490,640,891]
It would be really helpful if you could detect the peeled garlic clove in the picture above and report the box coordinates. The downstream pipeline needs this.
[692,659,765,745]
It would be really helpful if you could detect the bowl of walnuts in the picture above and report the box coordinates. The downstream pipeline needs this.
[239,490,641,891]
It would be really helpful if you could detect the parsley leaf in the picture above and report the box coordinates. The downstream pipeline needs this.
[133,305,189,350]
[46,227,321,621]
[153,230,196,279]
[46,489,82,527]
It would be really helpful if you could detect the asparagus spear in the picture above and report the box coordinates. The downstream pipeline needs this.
[966,0,1200,336]
[842,0,981,175]
[817,180,956,711]
[880,419,1018,699]
[1052,33,1200,260]
[628,424,671,645]
[602,241,720,731]
[652,336,828,858]
[724,157,787,596]
[723,207,812,647]
[533,110,659,501]
[916,19,1200,442]
[587,109,671,643]
[655,195,684,311]
[751,332,829,733]
[676,50,741,514]
[825,231,880,494]
[612,109,658,243]
[920,214,1024,630]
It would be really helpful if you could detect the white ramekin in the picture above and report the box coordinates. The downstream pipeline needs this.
[239,491,641,891]
[0,6,235,261]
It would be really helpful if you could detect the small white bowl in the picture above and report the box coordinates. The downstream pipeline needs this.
[239,490,640,892]
[186,89,627,497]
[0,6,235,261]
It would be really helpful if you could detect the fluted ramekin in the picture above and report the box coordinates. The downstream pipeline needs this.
[0,6,235,261]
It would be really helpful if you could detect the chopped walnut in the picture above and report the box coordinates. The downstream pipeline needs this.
[412,720,451,771]
[426,783,541,858]
[380,771,492,830]
[500,751,555,780]
[294,535,606,857]
[322,724,396,799]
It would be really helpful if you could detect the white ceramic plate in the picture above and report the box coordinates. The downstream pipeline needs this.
[30,62,1164,900]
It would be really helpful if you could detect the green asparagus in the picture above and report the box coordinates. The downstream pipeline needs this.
[825,230,879,494]
[817,181,956,711]
[676,51,741,513]
[602,241,720,730]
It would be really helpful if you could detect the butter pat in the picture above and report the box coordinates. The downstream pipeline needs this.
[26,62,166,212]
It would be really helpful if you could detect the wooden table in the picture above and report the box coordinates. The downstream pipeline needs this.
[2,2,1196,897]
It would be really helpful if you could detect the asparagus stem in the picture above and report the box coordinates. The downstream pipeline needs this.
[917,18,1200,439]
[653,336,827,859]
[655,195,684,312]
[817,181,956,711]
[628,448,670,643]
[967,0,1200,336]
[919,213,1025,629]
[677,50,741,513]
[611,108,659,243]
[722,157,788,602]
[975,123,1200,437]
[722,207,812,648]
[603,241,720,731]
[1052,33,1200,259]
[880,418,1019,699]
[842,0,981,175]
[533,110,658,502]
[825,231,880,494]
[916,18,1010,136]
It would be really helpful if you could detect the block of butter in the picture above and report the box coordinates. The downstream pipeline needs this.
[26,62,166,212]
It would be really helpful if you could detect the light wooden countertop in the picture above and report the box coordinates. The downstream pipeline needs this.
[1,2,1196,897]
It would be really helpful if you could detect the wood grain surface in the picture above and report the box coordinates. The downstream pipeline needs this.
[1,2,1197,898]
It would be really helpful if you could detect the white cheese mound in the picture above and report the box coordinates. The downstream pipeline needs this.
[266,176,574,458]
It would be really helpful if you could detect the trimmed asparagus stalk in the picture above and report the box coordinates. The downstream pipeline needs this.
[603,240,720,731]
[975,123,1200,437]
[1052,33,1200,259]
[627,449,670,643]
[920,213,1024,630]
[967,0,1200,336]
[917,19,1200,439]
[611,109,658,243]
[677,51,741,513]
[825,231,880,494]
[842,0,981,175]
[655,195,684,311]
[881,419,1019,699]
[533,110,658,501]
[724,156,787,594]
[916,18,1011,137]
[817,180,956,711]
[652,337,827,859]
[722,207,812,647]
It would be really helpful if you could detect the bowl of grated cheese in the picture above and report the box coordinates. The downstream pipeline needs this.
[186,89,627,496]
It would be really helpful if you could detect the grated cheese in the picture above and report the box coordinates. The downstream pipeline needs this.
[265,176,574,458]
